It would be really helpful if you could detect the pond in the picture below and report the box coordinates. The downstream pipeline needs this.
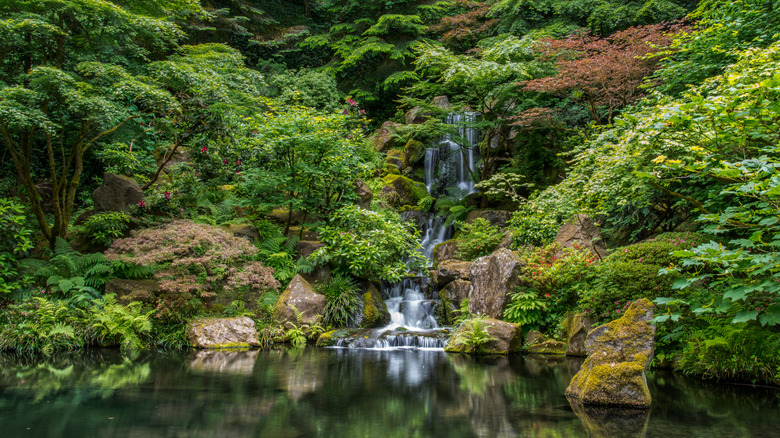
[0,348,777,437]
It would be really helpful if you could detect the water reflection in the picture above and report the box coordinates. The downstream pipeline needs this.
[0,349,777,437]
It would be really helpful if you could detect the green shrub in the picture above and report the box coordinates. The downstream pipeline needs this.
[580,260,679,321]
[0,197,33,298]
[674,319,779,385]
[312,205,426,282]
[83,211,132,247]
[455,218,503,261]
[508,203,569,247]
[449,315,498,354]
[509,244,597,332]
[319,275,361,328]
[0,297,88,354]
[606,232,710,266]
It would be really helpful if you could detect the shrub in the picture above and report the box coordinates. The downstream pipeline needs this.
[106,220,279,322]
[0,197,33,297]
[508,244,597,332]
[508,202,571,247]
[83,211,132,246]
[319,275,361,328]
[449,315,498,353]
[454,218,503,261]
[312,205,426,282]
[606,232,711,266]
[674,319,779,385]
[0,297,88,354]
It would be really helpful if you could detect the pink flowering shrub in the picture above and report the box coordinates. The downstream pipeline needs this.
[107,220,279,321]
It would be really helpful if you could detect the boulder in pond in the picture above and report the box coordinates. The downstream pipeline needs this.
[272,275,327,328]
[468,249,525,318]
[187,317,260,349]
[445,317,522,355]
[553,214,607,260]
[566,299,655,408]
[92,173,143,213]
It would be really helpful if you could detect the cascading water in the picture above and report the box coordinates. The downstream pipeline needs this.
[334,112,480,350]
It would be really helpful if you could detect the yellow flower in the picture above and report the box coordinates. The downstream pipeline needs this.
[652,155,667,163]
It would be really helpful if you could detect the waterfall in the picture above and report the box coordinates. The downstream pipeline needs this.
[331,111,481,350]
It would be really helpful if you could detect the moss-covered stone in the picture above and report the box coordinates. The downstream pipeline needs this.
[403,140,426,167]
[445,317,522,355]
[361,283,390,328]
[380,174,429,208]
[526,339,567,355]
[187,317,260,349]
[565,299,655,408]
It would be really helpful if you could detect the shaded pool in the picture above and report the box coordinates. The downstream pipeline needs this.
[0,348,777,437]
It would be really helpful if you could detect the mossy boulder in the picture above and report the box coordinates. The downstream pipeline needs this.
[360,283,390,328]
[92,173,143,213]
[403,140,426,167]
[445,317,522,355]
[380,174,429,208]
[187,317,260,349]
[526,339,567,355]
[223,223,260,242]
[272,275,327,329]
[372,121,401,152]
[566,299,655,408]
[386,149,404,169]
[432,239,459,267]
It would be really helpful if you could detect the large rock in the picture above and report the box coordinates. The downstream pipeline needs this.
[432,239,459,267]
[465,209,513,229]
[354,179,373,210]
[404,106,428,124]
[434,260,472,288]
[468,249,525,318]
[564,312,596,357]
[566,299,655,408]
[295,240,325,260]
[438,280,471,325]
[359,283,390,328]
[272,275,327,328]
[403,140,426,168]
[372,121,401,152]
[92,173,143,213]
[554,215,607,259]
[380,174,429,207]
[445,317,522,355]
[432,95,451,109]
[187,317,260,349]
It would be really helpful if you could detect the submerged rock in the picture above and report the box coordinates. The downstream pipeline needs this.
[566,299,655,408]
[187,317,260,349]
[468,249,524,318]
[445,317,522,355]
[272,275,327,329]
[189,350,258,375]
[526,339,567,355]
[568,397,651,438]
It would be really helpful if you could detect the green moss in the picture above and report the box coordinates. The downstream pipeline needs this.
[382,174,429,206]
[525,339,567,355]
[403,140,425,167]
[579,362,651,407]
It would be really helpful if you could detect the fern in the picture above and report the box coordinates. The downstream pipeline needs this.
[23,238,113,298]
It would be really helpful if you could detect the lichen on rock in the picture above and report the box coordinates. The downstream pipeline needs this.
[565,298,655,408]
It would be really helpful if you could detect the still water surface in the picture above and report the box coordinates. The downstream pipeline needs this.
[0,348,777,437]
